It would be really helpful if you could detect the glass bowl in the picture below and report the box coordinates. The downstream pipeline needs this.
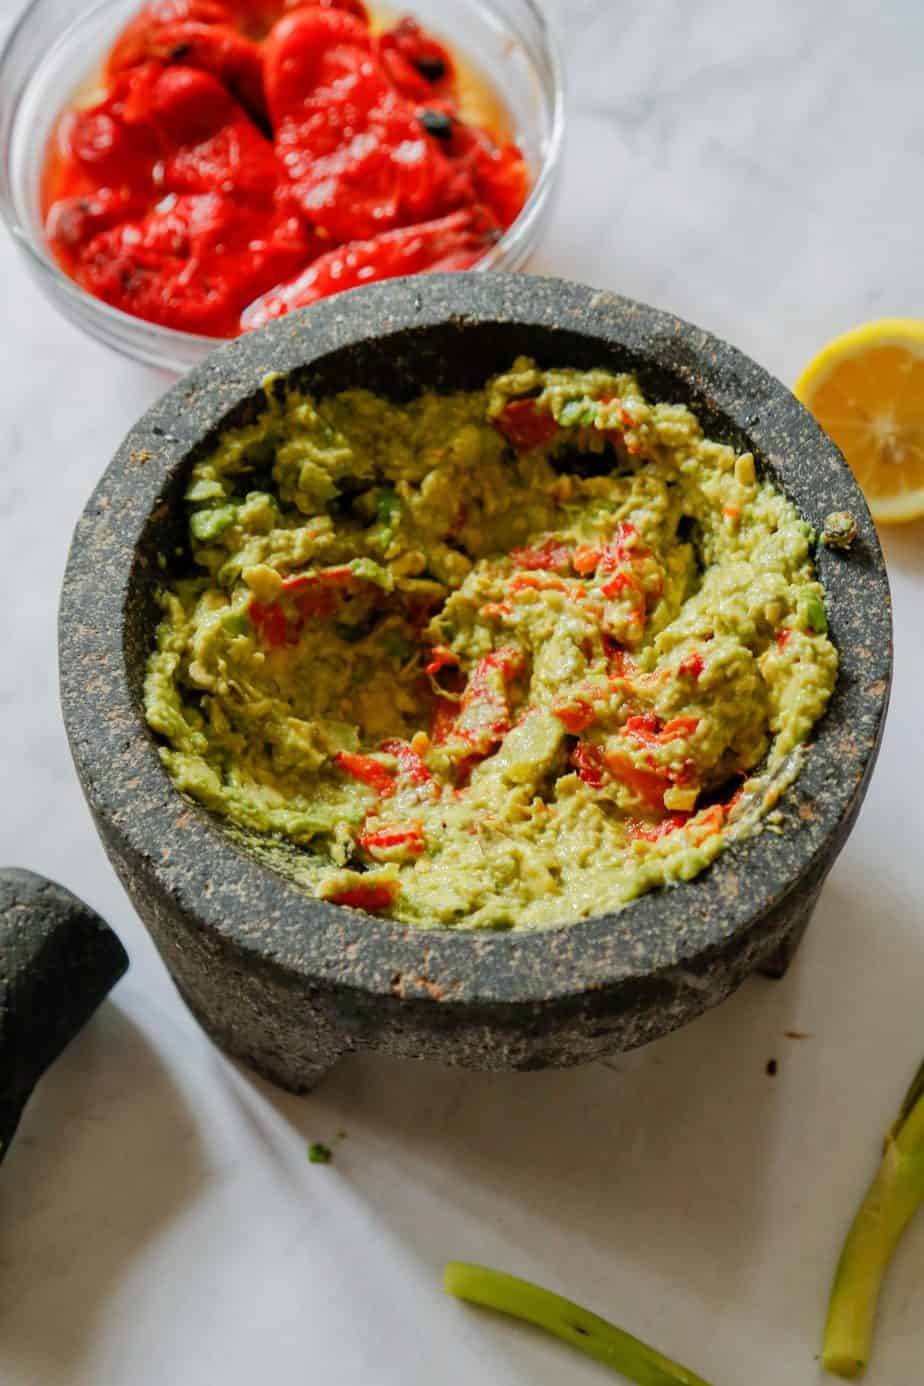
[0,0,564,374]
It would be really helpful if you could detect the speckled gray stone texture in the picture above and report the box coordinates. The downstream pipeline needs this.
[58,275,892,1091]
[0,867,129,1157]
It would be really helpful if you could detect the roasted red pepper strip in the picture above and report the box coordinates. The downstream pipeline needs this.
[249,599,289,646]
[442,116,530,228]
[600,571,645,602]
[677,650,704,680]
[691,804,725,838]
[604,752,673,811]
[334,751,396,797]
[444,647,525,767]
[623,713,699,746]
[46,188,150,254]
[242,209,495,329]
[551,698,596,734]
[49,66,163,204]
[281,565,352,594]
[424,646,460,677]
[377,16,453,100]
[359,822,425,855]
[429,696,459,745]
[265,7,477,242]
[572,742,607,788]
[604,639,637,679]
[60,67,310,334]
[627,813,692,843]
[379,738,439,793]
[76,189,308,335]
[327,881,396,911]
[659,715,699,742]
[493,399,559,453]
[572,544,602,576]
[623,713,662,747]
[509,537,572,572]
[113,19,269,126]
[508,573,573,595]
[149,65,277,193]
[279,565,354,618]
[106,1,235,78]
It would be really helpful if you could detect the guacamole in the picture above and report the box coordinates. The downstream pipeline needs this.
[144,360,837,930]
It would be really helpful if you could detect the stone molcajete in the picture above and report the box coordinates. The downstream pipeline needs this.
[59,275,892,1092]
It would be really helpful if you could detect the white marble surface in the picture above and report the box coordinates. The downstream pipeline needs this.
[1,1,923,1382]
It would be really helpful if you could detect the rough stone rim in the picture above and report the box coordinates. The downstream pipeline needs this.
[59,273,893,1007]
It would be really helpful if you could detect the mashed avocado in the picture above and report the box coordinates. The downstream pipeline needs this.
[144,359,837,930]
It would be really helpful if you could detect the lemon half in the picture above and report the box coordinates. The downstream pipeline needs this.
[795,318,924,524]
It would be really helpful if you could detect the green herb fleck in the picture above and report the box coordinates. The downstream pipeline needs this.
[308,1142,333,1165]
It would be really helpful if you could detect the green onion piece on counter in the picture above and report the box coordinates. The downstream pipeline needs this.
[823,1057,924,1378]
[444,1261,713,1386]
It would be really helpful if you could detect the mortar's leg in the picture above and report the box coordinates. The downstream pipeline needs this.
[174,980,349,1093]
[759,880,824,980]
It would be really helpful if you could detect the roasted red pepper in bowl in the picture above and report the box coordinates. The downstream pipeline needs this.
[41,0,531,338]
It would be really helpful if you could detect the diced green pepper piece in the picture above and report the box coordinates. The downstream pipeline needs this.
[221,610,251,636]
[350,557,393,590]
[559,398,599,428]
[801,589,828,634]
[190,504,238,543]
[375,487,403,526]
[185,477,226,502]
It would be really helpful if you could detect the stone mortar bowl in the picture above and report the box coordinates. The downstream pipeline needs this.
[60,274,892,1092]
